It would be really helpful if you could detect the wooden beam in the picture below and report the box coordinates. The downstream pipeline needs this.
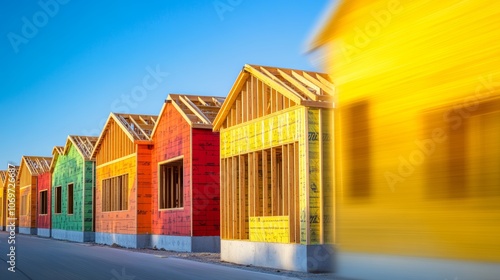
[271,148,278,216]
[212,97,222,107]
[278,69,319,101]
[248,153,254,217]
[231,157,237,239]
[239,155,246,239]
[179,95,211,124]
[128,116,149,140]
[301,100,335,109]
[244,65,303,105]
[291,70,321,95]
[235,99,242,125]
[213,72,249,131]
[288,143,295,242]
[262,150,268,216]
[258,66,305,103]
[198,96,208,106]
[316,74,335,91]
[302,72,335,96]
[283,144,289,216]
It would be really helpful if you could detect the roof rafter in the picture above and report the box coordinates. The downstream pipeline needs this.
[277,69,319,101]
[179,95,211,124]
[256,66,304,103]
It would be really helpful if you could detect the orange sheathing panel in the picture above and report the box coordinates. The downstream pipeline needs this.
[95,155,137,235]
[151,103,192,236]
[136,144,152,234]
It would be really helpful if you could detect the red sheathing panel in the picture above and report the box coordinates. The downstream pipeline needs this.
[191,129,220,236]
[151,103,191,236]
[37,172,51,229]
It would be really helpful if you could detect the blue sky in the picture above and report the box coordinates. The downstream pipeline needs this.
[0,0,332,167]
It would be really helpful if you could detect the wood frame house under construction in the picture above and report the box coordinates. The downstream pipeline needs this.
[151,94,224,252]
[17,156,52,235]
[213,64,335,272]
[91,113,157,248]
[0,166,19,232]
[51,136,98,242]
[36,147,62,237]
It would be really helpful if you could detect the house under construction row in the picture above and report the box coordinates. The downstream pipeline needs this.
[0,64,336,273]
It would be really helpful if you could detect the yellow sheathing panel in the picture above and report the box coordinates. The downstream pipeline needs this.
[316,0,500,262]
[249,216,290,243]
[95,154,137,234]
[220,106,304,158]
[307,109,321,244]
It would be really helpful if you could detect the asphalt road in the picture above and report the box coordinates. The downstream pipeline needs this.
[0,232,301,280]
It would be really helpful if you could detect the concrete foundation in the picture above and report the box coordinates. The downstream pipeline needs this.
[37,228,51,237]
[18,227,37,235]
[95,232,150,248]
[221,240,335,273]
[151,235,220,253]
[52,229,95,242]
[336,252,500,280]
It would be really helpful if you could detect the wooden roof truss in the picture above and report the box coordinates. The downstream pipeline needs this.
[23,156,52,176]
[68,135,98,160]
[213,64,335,130]
[0,170,6,185]
[114,113,157,141]
[168,94,225,129]
[50,146,65,172]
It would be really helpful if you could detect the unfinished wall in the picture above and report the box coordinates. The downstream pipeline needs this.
[136,144,153,235]
[151,104,192,236]
[18,163,37,233]
[95,154,137,235]
[191,128,220,237]
[37,172,51,232]
[51,144,93,235]
[220,106,307,243]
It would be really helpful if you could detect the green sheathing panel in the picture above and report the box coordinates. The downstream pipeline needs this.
[51,144,95,232]
[83,160,94,231]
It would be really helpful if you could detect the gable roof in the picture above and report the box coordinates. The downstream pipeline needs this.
[0,166,19,186]
[152,94,225,134]
[50,146,65,172]
[91,113,158,158]
[213,64,335,130]
[19,156,52,177]
[66,135,98,160]
[0,170,6,186]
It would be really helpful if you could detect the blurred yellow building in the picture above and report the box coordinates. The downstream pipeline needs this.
[310,0,500,279]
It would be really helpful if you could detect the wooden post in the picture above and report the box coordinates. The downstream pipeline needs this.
[232,157,238,239]
[239,155,246,239]
[271,148,278,216]
[262,150,268,216]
